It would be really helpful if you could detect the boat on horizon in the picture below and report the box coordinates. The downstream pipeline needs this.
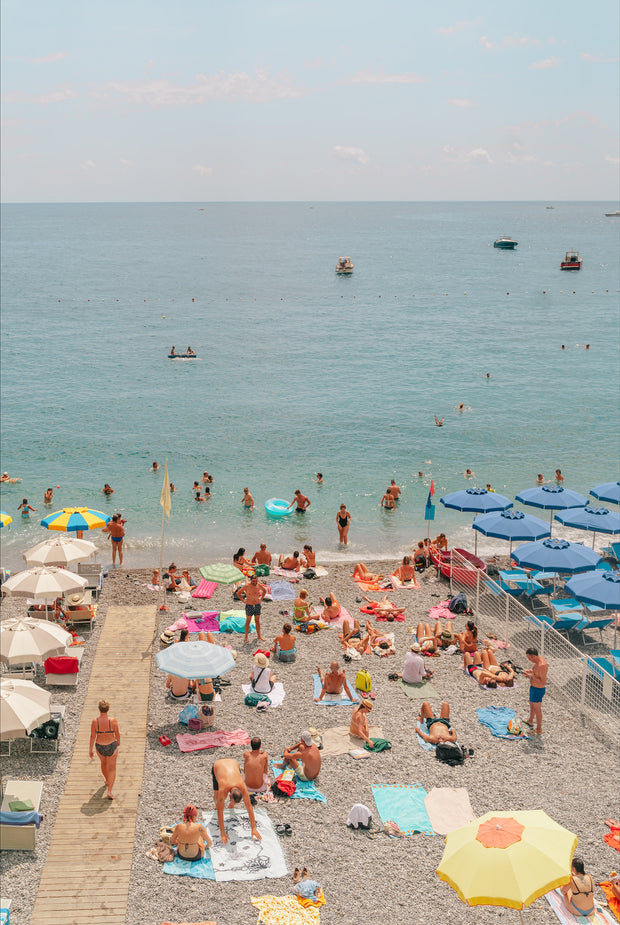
[493,236,518,250]
[335,256,354,274]
[604,210,620,217]
[560,250,582,270]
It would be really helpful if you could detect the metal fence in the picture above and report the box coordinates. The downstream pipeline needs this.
[444,549,620,746]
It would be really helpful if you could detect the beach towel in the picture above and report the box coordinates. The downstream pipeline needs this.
[390,574,420,590]
[312,567,328,578]
[599,882,620,922]
[546,888,616,924]
[247,773,271,794]
[398,679,439,700]
[268,763,326,803]
[463,666,519,691]
[176,612,220,633]
[271,567,301,579]
[424,788,475,835]
[312,673,358,705]
[163,853,215,880]
[319,725,384,757]
[353,578,385,592]
[416,721,438,752]
[428,604,454,622]
[242,682,286,708]
[176,729,250,752]
[476,706,529,739]
[219,610,254,633]
[204,808,287,882]
[605,833,620,853]
[192,579,217,599]
[372,631,395,656]
[251,895,322,925]
[373,610,406,622]
[371,783,434,836]
[343,646,363,660]
[311,605,351,628]
[269,582,296,601]
[296,889,326,909]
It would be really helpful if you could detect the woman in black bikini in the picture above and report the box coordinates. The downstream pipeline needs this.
[336,504,351,545]
[89,700,120,799]
[560,858,596,917]
[171,804,212,861]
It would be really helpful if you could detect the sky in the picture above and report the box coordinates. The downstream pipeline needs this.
[1,0,619,202]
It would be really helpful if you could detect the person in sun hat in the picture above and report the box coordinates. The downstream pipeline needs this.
[394,642,433,684]
[349,699,374,746]
[275,731,321,781]
[250,652,276,694]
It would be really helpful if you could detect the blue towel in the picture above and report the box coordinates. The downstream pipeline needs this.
[163,853,215,879]
[0,810,42,827]
[371,783,434,836]
[219,615,255,633]
[476,706,529,739]
[415,720,437,751]
[269,582,296,601]
[312,673,358,705]
[269,761,327,803]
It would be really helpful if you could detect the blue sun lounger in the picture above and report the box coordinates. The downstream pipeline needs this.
[540,612,586,636]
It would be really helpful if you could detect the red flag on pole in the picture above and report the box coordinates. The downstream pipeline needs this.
[430,480,435,497]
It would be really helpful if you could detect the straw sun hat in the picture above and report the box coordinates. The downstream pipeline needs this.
[254,652,269,668]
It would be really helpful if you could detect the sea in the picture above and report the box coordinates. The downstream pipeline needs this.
[1,201,619,571]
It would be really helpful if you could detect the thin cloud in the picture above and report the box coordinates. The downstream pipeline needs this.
[81,160,95,171]
[506,141,555,167]
[530,57,560,70]
[332,145,371,166]
[3,87,78,104]
[92,69,303,107]
[10,51,69,64]
[120,158,134,170]
[348,69,429,85]
[581,52,620,63]
[448,98,476,108]
[503,34,541,48]
[435,18,482,36]
[479,36,495,51]
[604,154,620,165]
[442,145,493,165]
[193,164,213,176]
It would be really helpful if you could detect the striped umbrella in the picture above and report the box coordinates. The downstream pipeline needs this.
[41,507,110,533]
[0,511,12,528]
[156,640,236,679]
[199,563,245,584]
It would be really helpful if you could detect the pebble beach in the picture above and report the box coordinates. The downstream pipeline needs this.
[1,558,618,925]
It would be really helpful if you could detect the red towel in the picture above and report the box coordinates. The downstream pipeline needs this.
[176,729,250,752]
[192,580,217,599]
[44,656,79,673]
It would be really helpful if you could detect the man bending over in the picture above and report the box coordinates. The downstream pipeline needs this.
[212,758,261,845]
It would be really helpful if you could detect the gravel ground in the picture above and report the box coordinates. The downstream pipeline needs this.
[2,562,618,925]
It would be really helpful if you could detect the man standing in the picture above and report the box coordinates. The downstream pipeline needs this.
[107,514,125,566]
[241,487,254,510]
[315,661,354,701]
[243,737,269,791]
[212,758,261,844]
[523,647,548,735]
[288,489,311,513]
[389,479,402,501]
[237,574,267,643]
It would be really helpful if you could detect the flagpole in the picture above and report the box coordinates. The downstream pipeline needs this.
[158,461,171,612]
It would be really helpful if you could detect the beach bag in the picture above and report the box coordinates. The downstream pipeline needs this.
[355,669,372,691]
[178,703,199,725]
[297,622,317,634]
[507,718,522,736]
[244,691,271,707]
[448,592,468,614]
[156,840,175,862]
[200,704,215,728]
[254,564,270,577]
[187,717,202,731]
[435,742,467,766]
[303,568,317,579]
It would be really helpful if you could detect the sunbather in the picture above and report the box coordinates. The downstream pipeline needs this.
[166,674,191,700]
[271,623,297,661]
[315,660,354,701]
[560,858,596,917]
[243,737,269,791]
[349,700,373,746]
[342,617,361,643]
[416,622,438,653]
[344,620,394,656]
[276,731,321,781]
[395,643,433,683]
[353,563,385,582]
[293,589,312,624]
[463,649,515,688]
[417,701,457,745]
[250,653,276,693]
[171,804,212,860]
[433,620,456,648]
[319,593,341,621]
[393,556,417,582]
[362,594,405,620]
[279,551,302,571]
[456,620,479,654]
[212,758,261,844]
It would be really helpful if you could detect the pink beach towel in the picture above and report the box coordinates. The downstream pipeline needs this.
[428,604,454,622]
[176,729,250,752]
[271,567,301,580]
[181,612,220,633]
[192,580,217,599]
[312,605,351,628]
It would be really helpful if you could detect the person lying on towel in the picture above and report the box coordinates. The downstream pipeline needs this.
[417,702,458,745]
[342,620,394,656]
[315,660,354,701]
[212,758,261,845]
[362,594,405,620]
[464,649,515,688]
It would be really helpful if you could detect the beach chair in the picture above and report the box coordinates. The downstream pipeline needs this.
[591,657,620,681]
[602,541,620,562]
[44,649,83,687]
[1,662,36,681]
[77,562,105,599]
[550,598,583,617]
[0,781,43,852]
[539,612,586,636]
[578,614,615,646]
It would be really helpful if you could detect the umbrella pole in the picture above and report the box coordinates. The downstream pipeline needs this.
[518,910,525,924]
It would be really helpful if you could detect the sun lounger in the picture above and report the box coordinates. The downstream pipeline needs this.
[0,781,43,851]
[77,562,105,598]
[602,541,620,562]
[579,615,615,645]
[44,648,83,686]
[539,612,587,636]
[592,657,620,681]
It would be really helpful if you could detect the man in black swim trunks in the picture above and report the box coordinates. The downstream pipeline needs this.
[212,758,261,845]
[237,574,267,643]
[417,701,457,745]
[288,489,311,513]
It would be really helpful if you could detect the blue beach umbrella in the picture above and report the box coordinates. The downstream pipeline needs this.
[156,640,236,680]
[472,510,550,554]
[441,488,513,555]
[511,538,602,574]
[515,485,588,532]
[554,505,620,548]
[566,570,620,647]
[41,507,111,533]
[590,481,620,505]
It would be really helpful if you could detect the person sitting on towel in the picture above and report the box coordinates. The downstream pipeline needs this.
[279,551,302,571]
[319,593,341,621]
[349,700,374,746]
[212,758,261,844]
[250,652,276,693]
[417,701,457,745]
[393,556,417,582]
[463,649,515,688]
[362,594,405,620]
[395,643,433,683]
[243,736,269,791]
[275,731,321,781]
[166,674,191,700]
[171,804,212,861]
[271,623,297,661]
[315,660,354,701]
[560,858,596,917]
[252,543,272,565]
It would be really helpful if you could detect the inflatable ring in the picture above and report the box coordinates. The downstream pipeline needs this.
[264,498,293,517]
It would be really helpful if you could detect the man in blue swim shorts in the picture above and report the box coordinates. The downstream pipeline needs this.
[524,647,548,736]
[237,574,267,643]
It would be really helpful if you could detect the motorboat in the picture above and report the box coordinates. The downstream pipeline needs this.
[560,250,582,270]
[335,256,354,274]
[493,237,518,250]
[430,547,487,588]
[604,211,620,217]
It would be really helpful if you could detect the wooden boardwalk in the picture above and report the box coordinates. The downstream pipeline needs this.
[31,605,157,925]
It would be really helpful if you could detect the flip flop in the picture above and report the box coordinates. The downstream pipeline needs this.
[368,690,376,700]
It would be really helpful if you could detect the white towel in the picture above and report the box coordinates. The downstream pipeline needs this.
[242,682,286,708]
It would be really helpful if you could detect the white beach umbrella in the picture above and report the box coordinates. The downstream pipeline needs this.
[0,678,51,739]
[0,618,72,666]
[2,566,87,600]
[23,536,97,567]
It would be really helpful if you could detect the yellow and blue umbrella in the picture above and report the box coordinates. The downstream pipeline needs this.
[41,507,110,533]
[0,511,12,528]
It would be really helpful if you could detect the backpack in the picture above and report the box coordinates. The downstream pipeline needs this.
[435,742,467,766]
[303,568,317,579]
[244,691,271,707]
[448,592,468,614]
[355,669,372,692]
[254,564,270,577]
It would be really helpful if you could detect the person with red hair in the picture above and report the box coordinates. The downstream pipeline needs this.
[171,804,212,861]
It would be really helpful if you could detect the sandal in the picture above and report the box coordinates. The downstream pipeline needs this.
[293,867,301,883]
[388,672,399,681]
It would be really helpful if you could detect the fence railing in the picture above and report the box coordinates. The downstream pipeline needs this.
[443,549,620,746]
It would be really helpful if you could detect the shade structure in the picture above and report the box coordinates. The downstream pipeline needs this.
[156,640,236,679]
[565,570,620,610]
[41,507,110,533]
[511,538,602,573]
[2,566,88,599]
[472,510,551,548]
[555,504,620,549]
[198,563,245,585]
[0,618,72,666]
[0,511,12,528]
[441,488,513,514]
[437,809,576,910]
[590,481,620,505]
[23,535,98,567]
[0,678,52,739]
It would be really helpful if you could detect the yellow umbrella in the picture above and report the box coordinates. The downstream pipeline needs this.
[0,511,12,528]
[437,810,576,918]
[40,507,110,532]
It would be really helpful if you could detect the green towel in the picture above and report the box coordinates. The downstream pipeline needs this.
[364,737,391,752]
[398,679,439,699]
[9,799,34,812]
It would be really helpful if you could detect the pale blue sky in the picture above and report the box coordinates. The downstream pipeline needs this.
[2,0,618,201]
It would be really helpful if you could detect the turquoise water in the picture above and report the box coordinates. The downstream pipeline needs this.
[1,202,618,568]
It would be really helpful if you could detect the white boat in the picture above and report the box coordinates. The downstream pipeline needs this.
[493,236,518,250]
[604,211,620,217]
[335,256,354,274]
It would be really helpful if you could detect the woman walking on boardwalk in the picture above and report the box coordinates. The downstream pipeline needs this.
[89,699,121,799]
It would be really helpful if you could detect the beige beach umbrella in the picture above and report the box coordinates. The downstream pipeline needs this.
[0,678,51,739]
[2,566,87,600]
[0,618,72,666]
[23,535,97,567]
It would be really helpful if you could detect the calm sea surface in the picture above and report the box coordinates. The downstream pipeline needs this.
[1,202,619,569]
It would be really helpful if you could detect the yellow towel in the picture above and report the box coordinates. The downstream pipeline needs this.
[251,895,321,924]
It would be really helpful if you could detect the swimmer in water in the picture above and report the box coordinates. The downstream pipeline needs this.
[44,488,54,504]
[434,416,444,427]
[555,469,564,482]
[102,483,114,494]
[458,403,464,411]
[152,461,159,471]
[18,498,37,518]
[1,472,21,483]
[195,491,204,502]
[464,469,475,478]
[314,472,324,484]
[536,473,544,484]
[170,482,176,493]
[187,346,195,356]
